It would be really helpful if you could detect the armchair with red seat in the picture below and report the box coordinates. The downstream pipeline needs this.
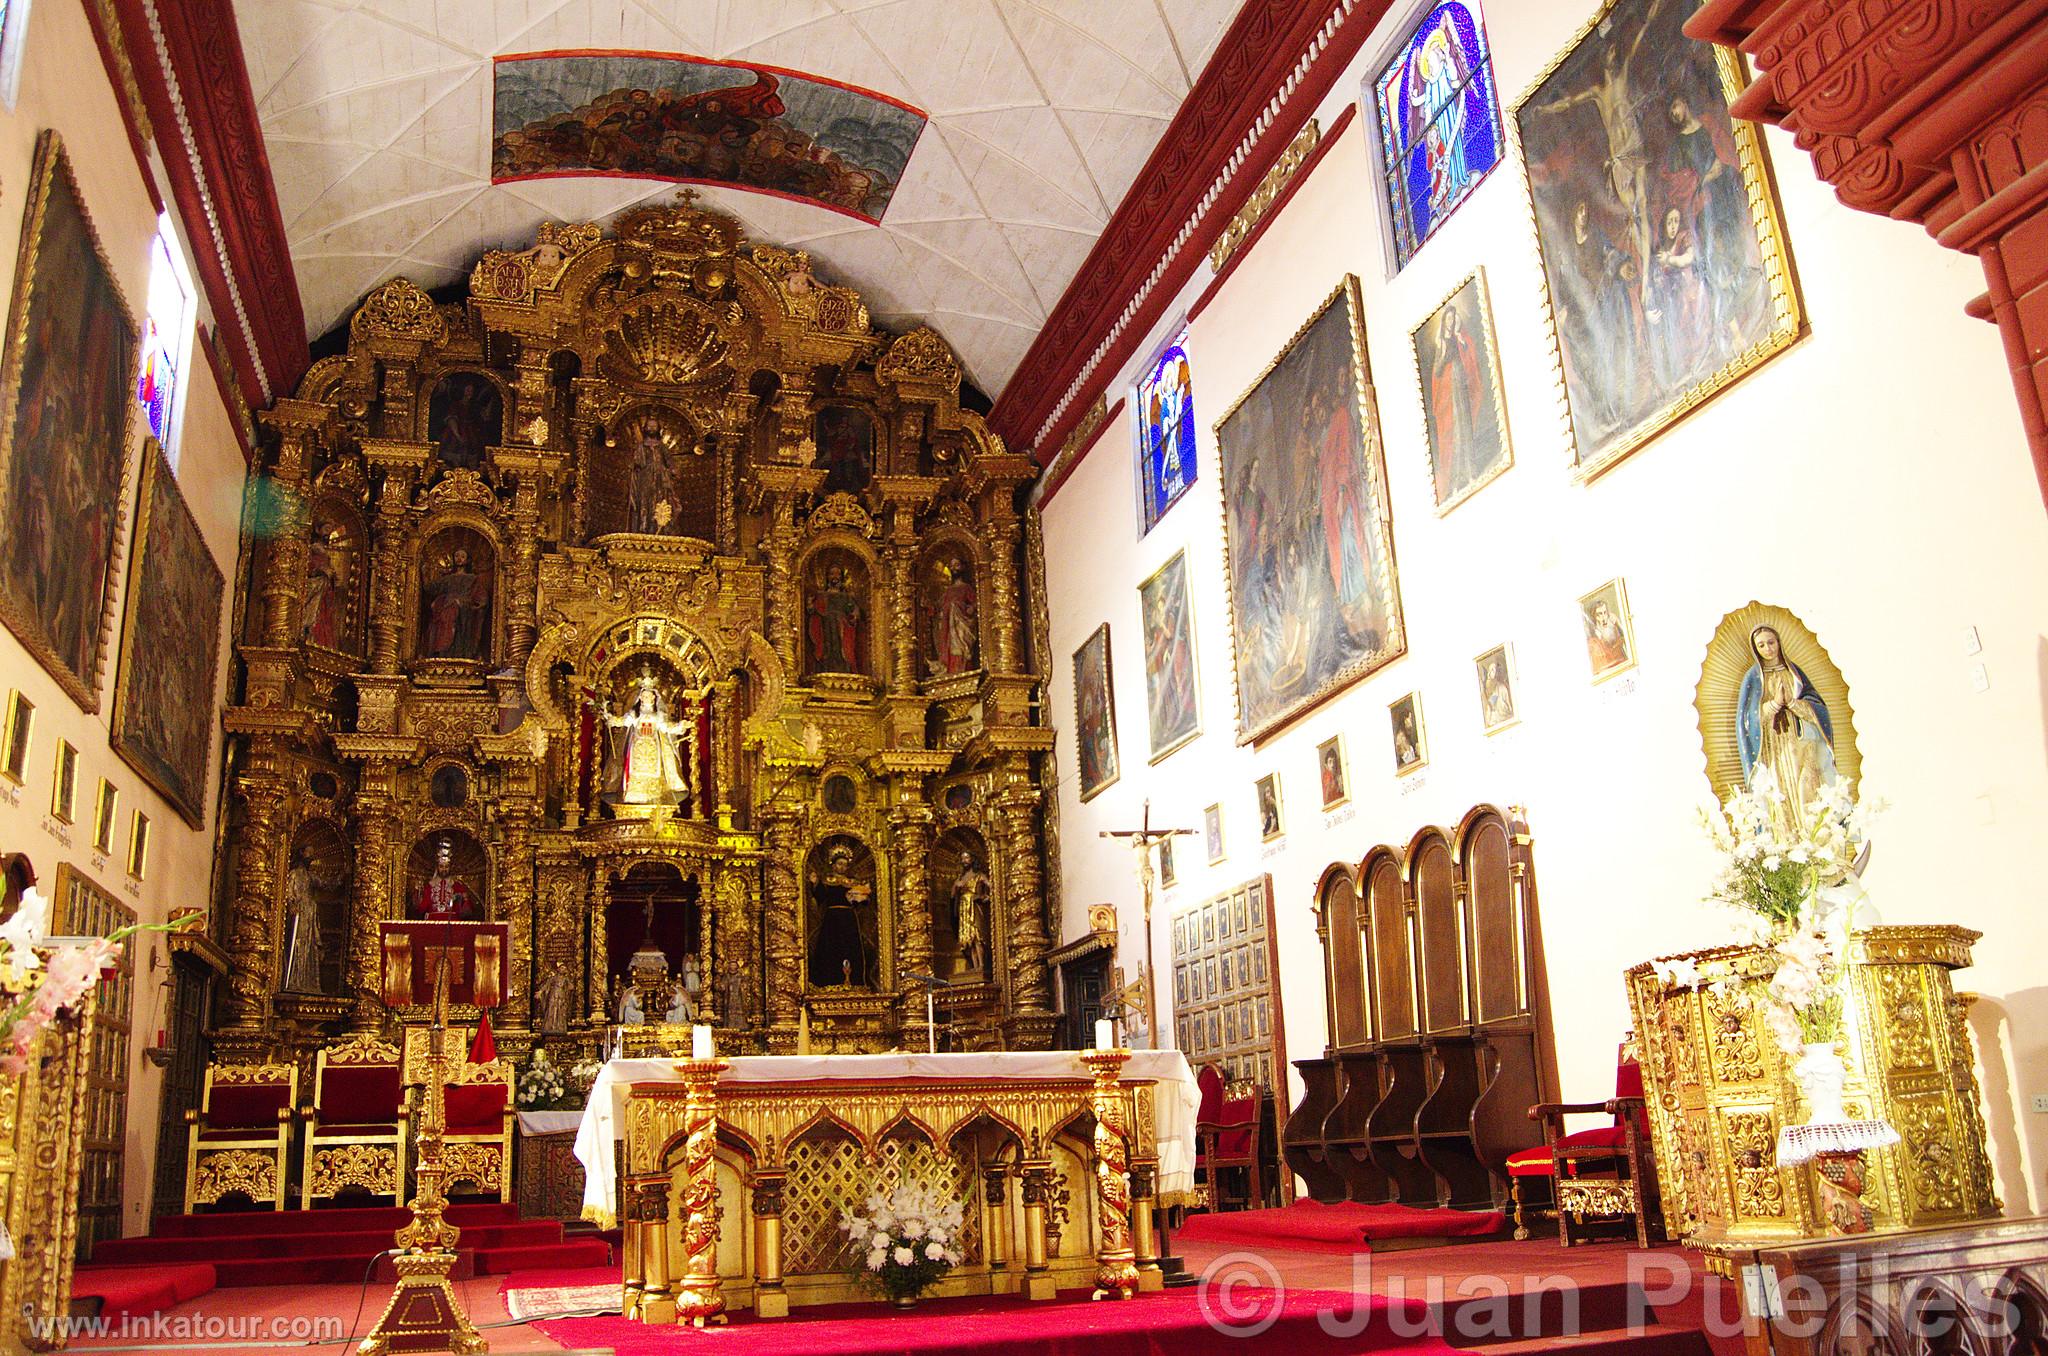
[1505,1042,1661,1246]
[1195,1064,1278,1212]
[299,1035,408,1208]
[433,1055,516,1201]
[184,1061,297,1211]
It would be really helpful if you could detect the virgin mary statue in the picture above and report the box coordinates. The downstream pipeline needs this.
[600,675,690,810]
[1737,624,1837,835]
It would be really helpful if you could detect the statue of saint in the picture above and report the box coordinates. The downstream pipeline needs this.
[926,555,978,676]
[599,675,690,809]
[283,850,345,993]
[949,851,988,978]
[807,841,877,987]
[535,968,572,1035]
[664,977,693,1023]
[410,837,482,921]
[1737,624,1837,836]
[420,547,491,659]
[806,563,865,675]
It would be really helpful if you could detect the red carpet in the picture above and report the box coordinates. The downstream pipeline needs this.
[71,1264,215,1321]
[533,1285,1462,1356]
[90,1203,609,1286]
[1175,1202,1506,1254]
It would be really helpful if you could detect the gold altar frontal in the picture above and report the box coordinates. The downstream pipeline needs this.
[615,1049,1171,1323]
[1626,925,2000,1274]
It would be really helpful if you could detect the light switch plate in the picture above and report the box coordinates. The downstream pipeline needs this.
[2030,1094,2048,1114]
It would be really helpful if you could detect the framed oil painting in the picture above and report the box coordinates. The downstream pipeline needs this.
[1694,602,1860,817]
[1390,693,1427,775]
[1475,643,1519,733]
[1071,622,1120,802]
[1215,276,1404,743]
[1372,1,1504,268]
[1580,578,1637,682]
[1413,270,1512,511]
[1203,803,1224,865]
[1255,772,1284,841]
[1512,0,1801,478]
[1139,550,1200,761]
[1316,734,1349,810]
[0,130,139,711]
[112,441,225,827]
[1157,835,1177,889]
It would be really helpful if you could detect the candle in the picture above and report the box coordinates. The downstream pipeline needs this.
[1094,1018,1114,1051]
[691,1024,713,1060]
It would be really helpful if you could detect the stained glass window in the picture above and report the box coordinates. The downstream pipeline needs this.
[1137,330,1196,533]
[1372,2,1502,268]
[137,213,193,462]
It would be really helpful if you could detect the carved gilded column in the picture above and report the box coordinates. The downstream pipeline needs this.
[995,755,1051,1016]
[254,401,327,648]
[984,508,1021,675]
[217,743,289,1040]
[496,795,537,1036]
[890,802,934,985]
[760,811,804,1038]
[332,746,410,1031]
[885,539,915,695]
[588,869,611,1024]
[360,446,424,675]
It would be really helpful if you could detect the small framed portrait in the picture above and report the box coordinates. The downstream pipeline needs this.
[1202,902,1216,942]
[127,810,150,880]
[1203,802,1224,864]
[1209,1011,1221,1047]
[1225,1005,1238,1045]
[1580,578,1638,681]
[1157,834,1176,888]
[93,778,118,854]
[1256,995,1270,1036]
[1171,916,1184,956]
[1218,898,1233,939]
[1219,954,1233,993]
[1475,643,1518,733]
[1174,965,1187,1006]
[1254,946,1268,981]
[1250,882,1266,926]
[1389,693,1427,775]
[1316,734,1348,810]
[1255,772,1284,841]
[1,690,31,782]
[51,740,76,822]
[1205,957,1218,997]
[1233,890,1250,934]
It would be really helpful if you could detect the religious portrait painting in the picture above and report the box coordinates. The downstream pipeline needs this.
[920,545,979,678]
[1138,331,1197,532]
[1413,270,1512,511]
[1215,277,1404,744]
[1203,803,1224,864]
[1373,1,1504,267]
[492,53,927,222]
[417,526,495,662]
[0,131,138,711]
[1073,626,1122,807]
[1138,550,1200,761]
[1157,835,1176,889]
[1694,602,1860,825]
[302,508,359,655]
[1255,771,1284,842]
[1513,0,1802,478]
[1389,692,1428,775]
[1475,642,1519,733]
[1579,578,1637,682]
[1317,734,1349,810]
[111,442,224,827]
[803,548,870,679]
[426,371,503,471]
[813,405,875,496]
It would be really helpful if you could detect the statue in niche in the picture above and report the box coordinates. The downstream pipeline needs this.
[1737,624,1838,834]
[623,412,683,534]
[282,846,346,993]
[535,968,573,1035]
[302,515,352,651]
[597,672,691,809]
[946,848,989,979]
[409,836,483,921]
[419,533,493,659]
[812,406,874,495]
[805,554,867,677]
[428,372,503,470]
[430,765,468,807]
[807,839,877,988]
[923,550,978,676]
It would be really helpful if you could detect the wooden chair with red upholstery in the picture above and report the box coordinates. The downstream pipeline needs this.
[1506,1041,1662,1246]
[184,1061,297,1211]
[1196,1065,1272,1212]
[299,1035,408,1208]
[437,1054,516,1202]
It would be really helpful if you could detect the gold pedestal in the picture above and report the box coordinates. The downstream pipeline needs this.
[1082,1048,1139,1301]
[1626,925,1999,1273]
[672,1056,728,1327]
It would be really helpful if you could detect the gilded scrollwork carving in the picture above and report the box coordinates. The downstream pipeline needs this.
[192,1149,281,1206]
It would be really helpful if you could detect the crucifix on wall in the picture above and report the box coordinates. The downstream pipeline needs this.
[1100,799,1193,1049]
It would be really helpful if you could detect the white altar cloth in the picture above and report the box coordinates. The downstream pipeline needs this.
[516,1109,584,1136]
[574,1050,1200,1226]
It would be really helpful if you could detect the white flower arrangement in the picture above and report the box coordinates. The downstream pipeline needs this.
[838,1179,966,1303]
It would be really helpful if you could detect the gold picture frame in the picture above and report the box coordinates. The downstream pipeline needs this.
[1214,275,1405,744]
[1255,772,1284,842]
[1389,692,1427,776]
[1475,643,1519,734]
[1579,577,1638,683]
[1203,802,1224,864]
[1,690,31,782]
[1412,268,1514,515]
[1138,549,1201,763]
[1510,0,1804,481]
[0,130,140,711]
[51,740,77,823]
[1694,602,1860,814]
[1071,621,1121,802]
[1315,733,1349,810]
[93,778,118,854]
[128,810,150,881]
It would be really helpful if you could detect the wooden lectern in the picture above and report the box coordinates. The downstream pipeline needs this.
[358,921,507,1356]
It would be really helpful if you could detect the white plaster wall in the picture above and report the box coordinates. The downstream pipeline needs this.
[1041,0,2048,1212]
[0,0,248,1230]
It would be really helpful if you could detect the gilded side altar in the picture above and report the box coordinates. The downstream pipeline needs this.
[213,199,1060,1069]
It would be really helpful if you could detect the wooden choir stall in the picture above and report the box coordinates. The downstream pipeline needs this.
[573,1049,1199,1321]
[1284,804,1554,1211]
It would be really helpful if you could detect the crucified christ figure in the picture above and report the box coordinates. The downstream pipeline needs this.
[1537,22,1656,284]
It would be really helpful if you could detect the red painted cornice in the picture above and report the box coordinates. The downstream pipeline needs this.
[107,0,307,417]
[989,0,1391,461]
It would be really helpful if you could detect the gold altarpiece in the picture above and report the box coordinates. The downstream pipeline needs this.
[213,201,1059,1068]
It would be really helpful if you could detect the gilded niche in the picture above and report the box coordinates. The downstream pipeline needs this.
[217,198,1057,1066]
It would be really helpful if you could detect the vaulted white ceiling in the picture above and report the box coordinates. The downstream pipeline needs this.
[234,0,1241,395]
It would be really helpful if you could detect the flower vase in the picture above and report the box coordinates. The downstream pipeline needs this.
[888,1291,918,1311]
[1792,1042,1848,1125]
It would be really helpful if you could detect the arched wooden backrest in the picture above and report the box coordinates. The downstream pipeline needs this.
[1406,826,1467,1035]
[1362,846,1414,1041]
[1316,864,1368,1050]
[1457,805,1525,1025]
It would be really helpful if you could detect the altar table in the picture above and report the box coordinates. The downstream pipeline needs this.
[572,1050,1199,1320]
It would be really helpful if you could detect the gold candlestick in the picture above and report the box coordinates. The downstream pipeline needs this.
[673,1055,729,1327]
[1082,1047,1139,1301]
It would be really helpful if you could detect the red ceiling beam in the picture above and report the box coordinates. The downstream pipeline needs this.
[989,0,1391,461]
